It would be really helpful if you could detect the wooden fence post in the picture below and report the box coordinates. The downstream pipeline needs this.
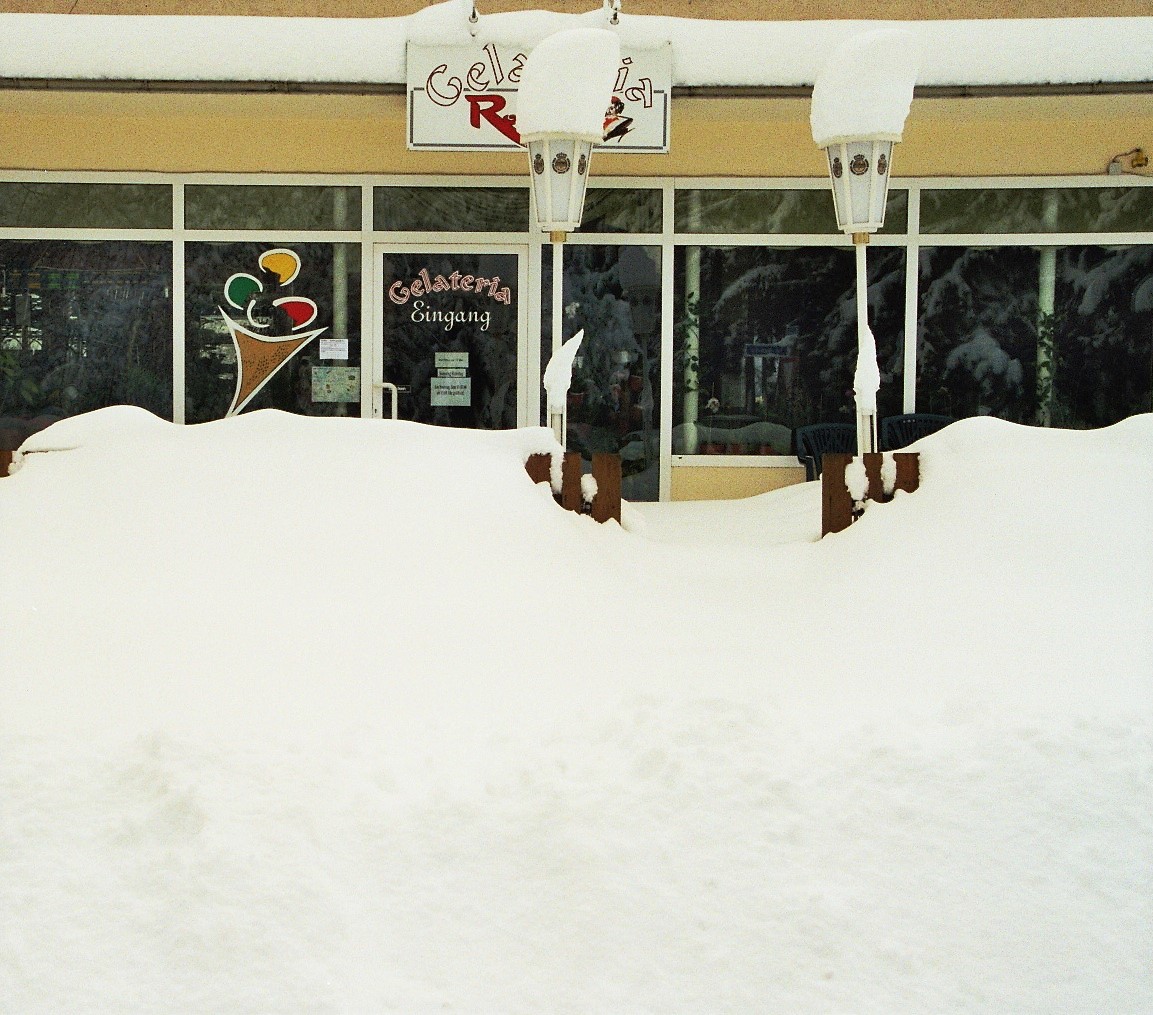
[894,452,920,494]
[590,453,622,524]
[821,452,854,536]
[0,450,11,479]
[524,452,551,486]
[561,451,583,513]
[863,452,887,503]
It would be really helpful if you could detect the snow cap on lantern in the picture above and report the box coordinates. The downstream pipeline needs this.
[518,28,621,238]
[811,29,919,234]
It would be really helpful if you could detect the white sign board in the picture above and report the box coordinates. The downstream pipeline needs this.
[435,351,469,370]
[407,42,671,153]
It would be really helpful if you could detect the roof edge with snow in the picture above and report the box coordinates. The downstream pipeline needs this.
[0,10,1151,91]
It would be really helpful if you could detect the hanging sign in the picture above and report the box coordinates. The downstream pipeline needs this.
[406,42,671,153]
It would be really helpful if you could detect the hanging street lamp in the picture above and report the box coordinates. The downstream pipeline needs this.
[518,27,621,444]
[811,30,918,457]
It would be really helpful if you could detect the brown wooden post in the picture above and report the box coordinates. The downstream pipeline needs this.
[590,453,622,524]
[0,450,11,478]
[561,451,583,513]
[863,452,888,503]
[821,452,854,537]
[524,452,551,486]
[894,452,920,494]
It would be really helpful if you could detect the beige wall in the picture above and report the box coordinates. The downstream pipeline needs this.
[0,88,1149,177]
[0,0,1147,19]
[671,465,805,501]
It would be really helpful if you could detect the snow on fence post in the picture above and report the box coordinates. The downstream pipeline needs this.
[822,451,920,536]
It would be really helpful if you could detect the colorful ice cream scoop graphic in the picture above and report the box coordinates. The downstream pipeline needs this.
[220,248,327,416]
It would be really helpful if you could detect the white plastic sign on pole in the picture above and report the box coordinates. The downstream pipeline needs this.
[406,42,671,153]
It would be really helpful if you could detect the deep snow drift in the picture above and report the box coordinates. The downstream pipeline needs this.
[1,408,1151,1013]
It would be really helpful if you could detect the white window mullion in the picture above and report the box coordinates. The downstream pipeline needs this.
[903,183,920,414]
[172,182,186,425]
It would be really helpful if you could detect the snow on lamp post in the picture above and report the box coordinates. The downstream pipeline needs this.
[811,30,918,457]
[518,28,620,446]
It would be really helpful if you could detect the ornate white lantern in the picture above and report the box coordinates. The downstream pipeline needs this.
[822,139,895,234]
[525,137,596,241]
[517,28,621,241]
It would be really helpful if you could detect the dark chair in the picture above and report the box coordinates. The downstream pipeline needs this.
[794,423,856,481]
[880,413,955,451]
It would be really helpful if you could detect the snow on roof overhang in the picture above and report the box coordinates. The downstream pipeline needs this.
[0,10,1151,91]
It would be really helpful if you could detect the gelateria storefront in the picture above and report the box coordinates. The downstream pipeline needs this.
[1,173,1152,500]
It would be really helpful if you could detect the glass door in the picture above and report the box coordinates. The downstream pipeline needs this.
[373,245,526,428]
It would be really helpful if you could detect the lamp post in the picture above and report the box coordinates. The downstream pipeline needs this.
[811,30,918,457]
[517,27,620,445]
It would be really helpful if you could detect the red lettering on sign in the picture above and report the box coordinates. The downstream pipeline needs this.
[465,94,521,145]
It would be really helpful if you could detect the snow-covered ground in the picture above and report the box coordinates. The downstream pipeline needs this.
[1,406,1151,1013]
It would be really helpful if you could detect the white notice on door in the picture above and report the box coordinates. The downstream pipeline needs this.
[319,338,349,360]
[431,376,471,406]
[435,351,469,370]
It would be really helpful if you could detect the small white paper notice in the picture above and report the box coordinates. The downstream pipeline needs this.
[435,351,469,370]
[319,338,349,360]
[431,377,471,406]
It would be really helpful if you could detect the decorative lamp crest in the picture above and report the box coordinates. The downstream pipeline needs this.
[516,28,621,241]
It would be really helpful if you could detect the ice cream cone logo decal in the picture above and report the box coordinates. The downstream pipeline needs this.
[220,248,327,416]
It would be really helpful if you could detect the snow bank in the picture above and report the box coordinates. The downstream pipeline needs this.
[810,29,919,146]
[516,28,621,140]
[1,408,1151,1011]
[0,6,1151,88]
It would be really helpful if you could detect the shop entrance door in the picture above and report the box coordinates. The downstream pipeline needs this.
[373,245,527,428]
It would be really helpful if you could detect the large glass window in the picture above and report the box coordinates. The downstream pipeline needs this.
[0,240,173,452]
[543,244,663,501]
[184,242,361,423]
[674,245,905,456]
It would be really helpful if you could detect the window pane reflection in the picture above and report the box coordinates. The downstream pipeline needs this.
[0,183,171,229]
[185,186,360,231]
[921,187,1153,234]
[580,189,662,233]
[675,189,907,235]
[673,246,905,456]
[374,187,528,231]
[0,240,172,451]
[184,242,361,423]
[916,247,1040,421]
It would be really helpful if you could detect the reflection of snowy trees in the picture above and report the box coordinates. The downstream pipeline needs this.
[917,244,1153,426]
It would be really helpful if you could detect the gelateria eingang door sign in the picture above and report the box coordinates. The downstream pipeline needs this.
[220,248,327,416]
[381,252,519,430]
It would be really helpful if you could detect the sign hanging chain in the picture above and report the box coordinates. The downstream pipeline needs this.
[468,1,479,37]
[605,0,621,26]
